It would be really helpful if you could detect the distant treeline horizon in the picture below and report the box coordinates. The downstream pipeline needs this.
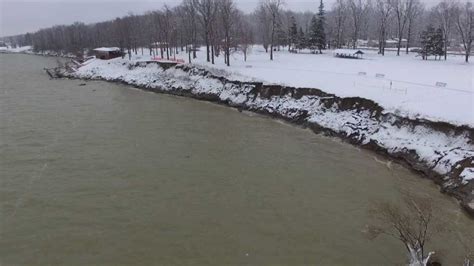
[2,0,472,64]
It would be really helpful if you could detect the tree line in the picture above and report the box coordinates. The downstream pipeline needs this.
[3,0,473,63]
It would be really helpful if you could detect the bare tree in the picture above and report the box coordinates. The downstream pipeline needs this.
[179,1,196,63]
[392,0,409,56]
[255,4,272,52]
[218,0,237,66]
[434,0,457,60]
[332,0,348,48]
[348,0,370,49]
[12,0,428,62]
[182,0,199,61]
[366,193,442,266]
[375,0,393,55]
[193,0,218,63]
[235,12,253,62]
[454,1,473,63]
[405,0,423,54]
[262,0,284,60]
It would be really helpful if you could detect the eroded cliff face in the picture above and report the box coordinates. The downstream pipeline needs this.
[62,60,474,216]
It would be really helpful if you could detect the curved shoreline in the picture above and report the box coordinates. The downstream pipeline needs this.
[57,60,474,217]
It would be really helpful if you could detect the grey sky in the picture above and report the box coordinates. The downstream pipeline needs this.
[1,0,444,37]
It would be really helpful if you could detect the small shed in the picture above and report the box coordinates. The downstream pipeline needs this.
[93,47,122,60]
[333,49,365,59]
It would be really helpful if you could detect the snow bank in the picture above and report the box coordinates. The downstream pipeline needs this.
[68,57,474,214]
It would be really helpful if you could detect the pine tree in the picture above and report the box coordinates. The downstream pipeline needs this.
[275,21,288,51]
[315,0,326,53]
[419,26,433,60]
[297,27,307,50]
[309,0,326,54]
[289,16,298,51]
[309,16,319,53]
[419,25,444,60]
[433,28,444,59]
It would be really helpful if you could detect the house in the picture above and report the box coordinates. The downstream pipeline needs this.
[356,39,369,47]
[93,47,122,60]
[0,41,7,52]
[333,49,364,59]
[385,38,407,48]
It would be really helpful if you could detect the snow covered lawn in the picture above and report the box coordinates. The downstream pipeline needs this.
[166,47,472,127]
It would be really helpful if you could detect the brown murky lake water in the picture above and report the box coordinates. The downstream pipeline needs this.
[0,54,473,265]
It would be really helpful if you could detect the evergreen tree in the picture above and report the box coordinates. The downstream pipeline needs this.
[297,27,307,50]
[308,16,319,52]
[315,0,326,53]
[433,28,444,59]
[275,21,288,50]
[288,16,298,51]
[420,25,433,60]
[309,0,326,54]
[419,25,444,60]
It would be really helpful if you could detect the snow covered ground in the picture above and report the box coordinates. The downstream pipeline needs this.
[165,47,473,127]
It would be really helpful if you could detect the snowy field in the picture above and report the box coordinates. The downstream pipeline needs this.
[162,47,473,127]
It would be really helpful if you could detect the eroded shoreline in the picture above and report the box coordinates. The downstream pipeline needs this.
[56,59,474,216]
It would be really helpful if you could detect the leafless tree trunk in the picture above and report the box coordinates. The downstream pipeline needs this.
[333,0,347,49]
[194,0,218,63]
[263,0,284,61]
[348,0,370,49]
[256,4,272,53]
[376,0,393,56]
[454,2,473,63]
[392,0,409,56]
[218,0,236,66]
[236,12,253,62]
[434,0,456,60]
[405,0,423,54]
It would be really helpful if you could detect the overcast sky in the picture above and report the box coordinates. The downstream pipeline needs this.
[0,0,445,37]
